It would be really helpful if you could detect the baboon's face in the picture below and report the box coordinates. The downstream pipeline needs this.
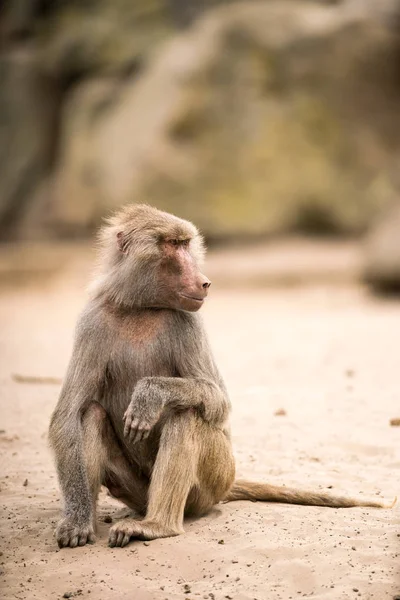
[159,237,211,312]
[110,205,209,311]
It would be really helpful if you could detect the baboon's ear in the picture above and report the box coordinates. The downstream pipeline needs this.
[116,231,128,253]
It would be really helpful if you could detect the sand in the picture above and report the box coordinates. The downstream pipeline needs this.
[0,246,399,600]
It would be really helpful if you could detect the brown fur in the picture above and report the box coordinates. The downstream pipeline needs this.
[49,204,391,550]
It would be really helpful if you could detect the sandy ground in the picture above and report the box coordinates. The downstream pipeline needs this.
[0,244,399,600]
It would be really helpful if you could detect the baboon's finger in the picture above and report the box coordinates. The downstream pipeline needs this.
[129,424,139,444]
[127,418,139,441]
[87,532,95,544]
[124,415,135,437]
[108,530,117,547]
[139,425,151,442]
[131,428,143,445]
[57,535,69,548]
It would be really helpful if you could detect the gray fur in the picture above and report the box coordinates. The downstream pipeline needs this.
[49,204,232,548]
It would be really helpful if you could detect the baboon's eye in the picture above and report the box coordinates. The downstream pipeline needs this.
[168,238,190,247]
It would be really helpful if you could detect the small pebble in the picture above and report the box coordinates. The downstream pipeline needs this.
[274,408,287,416]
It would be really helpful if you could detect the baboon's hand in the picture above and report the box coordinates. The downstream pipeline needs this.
[123,379,164,444]
[56,517,95,548]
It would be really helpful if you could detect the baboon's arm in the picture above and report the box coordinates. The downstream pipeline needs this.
[49,315,107,529]
[127,374,228,419]
[123,333,230,444]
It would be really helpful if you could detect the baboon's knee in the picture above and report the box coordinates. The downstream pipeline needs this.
[82,402,107,426]
[161,409,197,439]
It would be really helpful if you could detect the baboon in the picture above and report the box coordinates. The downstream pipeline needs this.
[49,204,390,549]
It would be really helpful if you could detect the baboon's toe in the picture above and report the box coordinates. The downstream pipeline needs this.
[108,518,181,547]
[108,520,142,547]
[56,519,95,548]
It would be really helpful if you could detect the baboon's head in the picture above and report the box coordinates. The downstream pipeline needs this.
[94,204,210,312]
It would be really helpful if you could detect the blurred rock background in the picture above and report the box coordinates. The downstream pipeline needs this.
[1,0,400,289]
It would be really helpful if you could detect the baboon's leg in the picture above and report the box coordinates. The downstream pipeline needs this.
[81,402,106,529]
[185,418,235,517]
[102,448,149,517]
[82,402,148,523]
[55,402,107,546]
[108,410,235,547]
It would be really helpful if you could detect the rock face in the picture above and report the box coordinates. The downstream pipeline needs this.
[1,1,400,239]
[0,49,58,238]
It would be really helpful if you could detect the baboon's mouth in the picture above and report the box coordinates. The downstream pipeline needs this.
[179,294,205,303]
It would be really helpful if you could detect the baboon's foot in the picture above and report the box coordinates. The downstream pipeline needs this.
[108,519,183,547]
[56,518,95,548]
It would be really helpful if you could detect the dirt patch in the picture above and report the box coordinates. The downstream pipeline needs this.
[0,251,399,599]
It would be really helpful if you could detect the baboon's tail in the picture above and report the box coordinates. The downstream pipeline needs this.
[224,479,396,509]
